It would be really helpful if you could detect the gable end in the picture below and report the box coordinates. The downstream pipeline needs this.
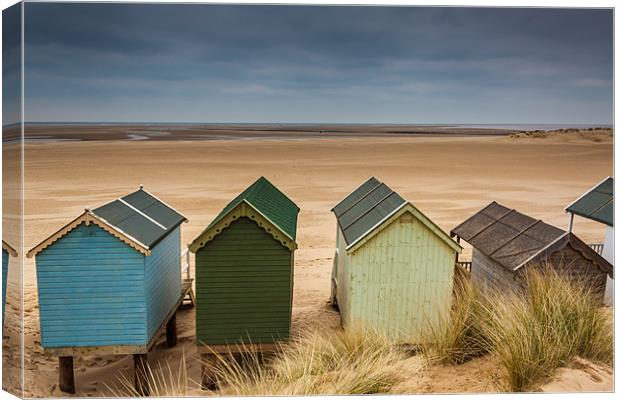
[27,211,151,258]
[190,201,297,253]
[347,203,462,254]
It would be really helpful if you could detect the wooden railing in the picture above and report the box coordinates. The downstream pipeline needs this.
[181,248,191,280]
[588,243,604,255]
[456,261,472,272]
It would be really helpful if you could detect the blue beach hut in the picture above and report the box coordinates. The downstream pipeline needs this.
[2,240,17,322]
[27,186,191,394]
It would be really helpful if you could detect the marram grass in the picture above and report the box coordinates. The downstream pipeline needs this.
[422,265,612,392]
[209,327,408,396]
[109,265,612,396]
[106,353,190,397]
[421,275,491,365]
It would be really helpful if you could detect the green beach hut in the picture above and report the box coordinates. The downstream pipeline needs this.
[190,177,299,365]
[330,177,462,342]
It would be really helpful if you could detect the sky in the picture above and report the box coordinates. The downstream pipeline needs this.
[18,4,614,124]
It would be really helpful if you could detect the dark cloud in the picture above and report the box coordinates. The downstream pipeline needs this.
[3,3,22,125]
[21,4,613,123]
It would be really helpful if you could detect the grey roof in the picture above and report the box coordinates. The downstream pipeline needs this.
[332,177,382,217]
[451,202,567,270]
[333,177,406,247]
[92,188,187,249]
[566,177,613,226]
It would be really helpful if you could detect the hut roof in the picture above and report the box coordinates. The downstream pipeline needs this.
[346,201,462,254]
[189,177,300,252]
[566,176,613,227]
[332,177,407,247]
[2,241,17,257]
[27,187,187,258]
[332,177,382,217]
[451,202,612,275]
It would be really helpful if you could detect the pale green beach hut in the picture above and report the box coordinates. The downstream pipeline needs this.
[330,177,462,341]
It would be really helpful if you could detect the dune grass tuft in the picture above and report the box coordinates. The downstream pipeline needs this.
[107,353,190,397]
[421,275,491,364]
[423,265,613,392]
[108,266,612,395]
[484,267,612,391]
[209,327,408,396]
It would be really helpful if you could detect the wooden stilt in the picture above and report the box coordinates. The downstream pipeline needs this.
[134,353,149,396]
[166,313,177,348]
[201,354,217,390]
[58,356,75,394]
[188,287,196,307]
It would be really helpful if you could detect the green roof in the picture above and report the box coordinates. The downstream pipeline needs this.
[566,177,613,227]
[207,177,300,240]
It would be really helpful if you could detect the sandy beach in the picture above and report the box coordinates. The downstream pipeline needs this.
[2,128,613,396]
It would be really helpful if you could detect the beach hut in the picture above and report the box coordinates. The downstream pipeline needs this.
[26,186,192,395]
[451,201,612,297]
[189,176,299,388]
[566,176,614,305]
[330,177,462,341]
[2,240,17,322]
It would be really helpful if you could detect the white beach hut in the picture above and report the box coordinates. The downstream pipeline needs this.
[566,176,614,305]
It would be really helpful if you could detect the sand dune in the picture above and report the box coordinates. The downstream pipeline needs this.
[2,129,613,396]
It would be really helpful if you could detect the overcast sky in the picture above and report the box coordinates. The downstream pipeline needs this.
[23,4,613,124]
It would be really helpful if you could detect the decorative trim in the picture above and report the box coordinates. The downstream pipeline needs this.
[347,202,462,254]
[189,200,297,253]
[2,241,17,257]
[27,211,151,258]
[568,240,614,278]
[515,232,613,278]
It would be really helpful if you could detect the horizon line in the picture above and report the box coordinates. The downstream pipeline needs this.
[6,121,614,127]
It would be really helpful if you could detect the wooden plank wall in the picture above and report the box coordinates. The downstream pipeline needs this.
[542,248,607,296]
[603,226,614,305]
[36,224,147,347]
[347,212,456,341]
[471,248,522,292]
[195,217,292,345]
[472,246,608,298]
[2,249,7,319]
[144,226,182,341]
[335,228,352,325]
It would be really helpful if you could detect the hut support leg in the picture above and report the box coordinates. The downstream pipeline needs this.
[58,356,75,394]
[166,313,177,348]
[134,353,150,396]
[201,354,217,390]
